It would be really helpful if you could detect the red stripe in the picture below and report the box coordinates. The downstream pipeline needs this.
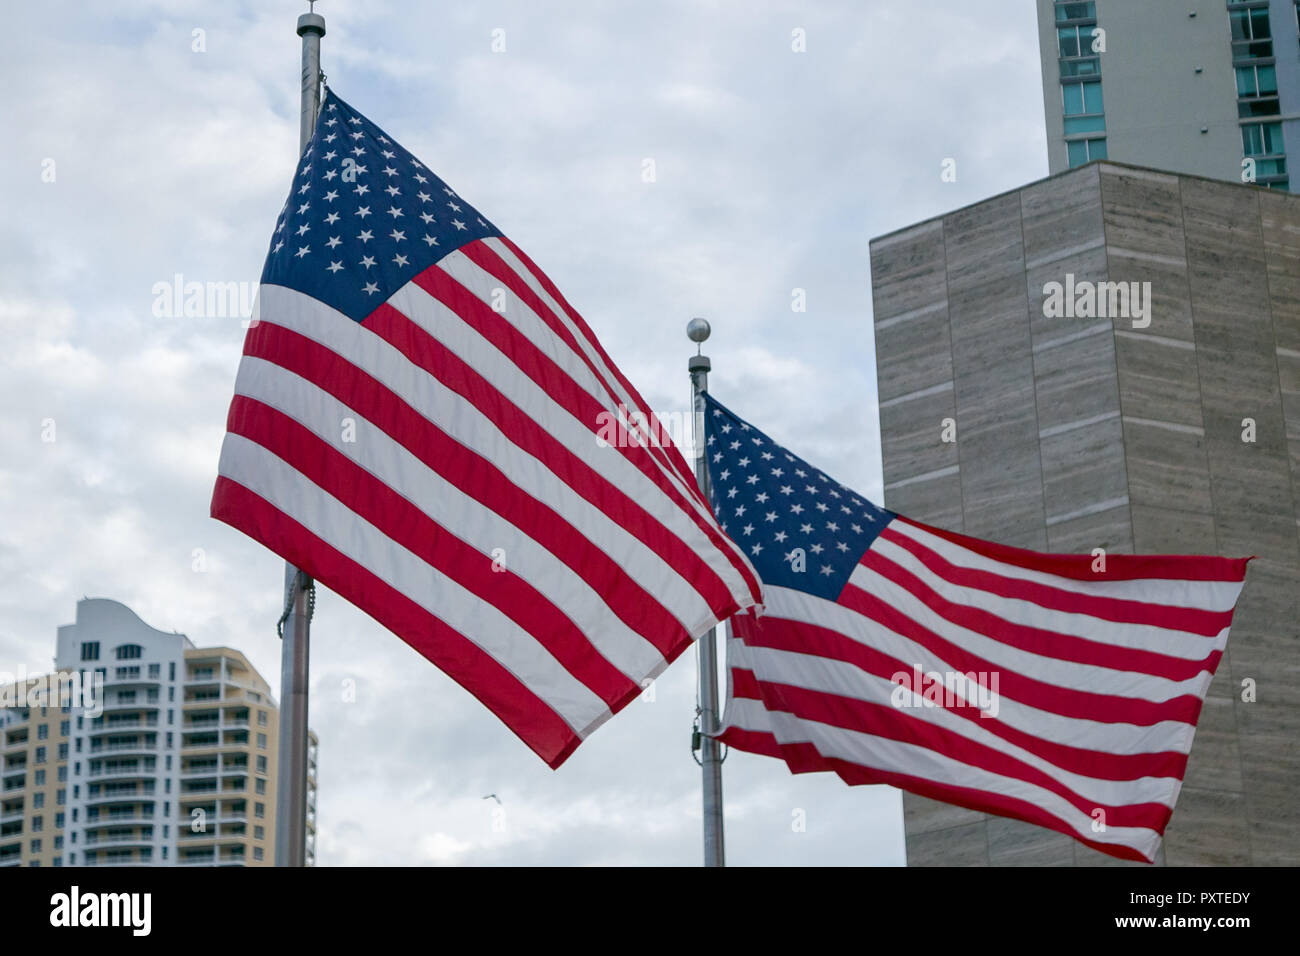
[209,476,583,769]
[241,320,704,658]
[719,730,1158,862]
[879,525,1235,637]
[862,541,1224,681]
[730,666,763,701]
[753,678,1176,830]
[737,615,1189,782]
[898,515,1251,584]
[492,235,703,498]
[226,395,641,708]
[405,262,761,606]
[839,579,1206,725]
[358,301,741,628]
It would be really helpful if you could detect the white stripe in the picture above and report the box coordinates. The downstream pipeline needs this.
[767,578,1216,704]
[217,433,611,736]
[722,700,1162,859]
[474,239,736,549]
[232,356,671,684]
[385,269,756,606]
[891,519,1245,613]
[736,608,1200,758]
[858,543,1226,671]
[250,283,732,632]
[738,642,1184,807]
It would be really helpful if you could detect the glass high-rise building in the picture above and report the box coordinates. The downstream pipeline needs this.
[1037,0,1300,190]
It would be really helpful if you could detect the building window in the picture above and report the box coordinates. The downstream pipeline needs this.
[169,662,175,681]
[37,724,48,740]
[148,663,160,679]
[256,779,266,795]
[59,721,69,736]
[1230,4,1273,58]
[30,839,40,853]
[80,642,99,662]
[255,802,265,819]
[257,734,267,750]
[56,789,65,805]
[57,767,66,782]
[55,813,64,828]
[57,744,67,760]
[258,710,267,726]
[32,815,42,831]
[256,756,267,774]
[33,793,44,809]
[254,847,264,861]
[34,747,45,764]
[34,770,45,786]
[254,825,265,840]
[115,644,143,661]
[54,836,63,849]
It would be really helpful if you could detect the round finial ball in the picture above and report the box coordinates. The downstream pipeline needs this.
[686,317,711,343]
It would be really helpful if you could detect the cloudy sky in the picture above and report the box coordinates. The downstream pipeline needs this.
[0,1,1049,865]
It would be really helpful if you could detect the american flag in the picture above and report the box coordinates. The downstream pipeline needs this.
[703,393,1250,862]
[211,90,760,768]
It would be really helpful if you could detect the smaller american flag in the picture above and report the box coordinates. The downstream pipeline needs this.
[703,392,1250,862]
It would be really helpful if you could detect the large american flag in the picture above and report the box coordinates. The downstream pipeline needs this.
[211,90,760,768]
[703,393,1250,862]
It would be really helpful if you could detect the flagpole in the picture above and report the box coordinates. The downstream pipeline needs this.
[687,317,725,867]
[275,3,325,869]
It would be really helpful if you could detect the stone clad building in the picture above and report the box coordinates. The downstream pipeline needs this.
[869,160,1300,864]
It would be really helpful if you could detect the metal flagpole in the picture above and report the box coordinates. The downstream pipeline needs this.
[687,317,725,867]
[275,2,325,869]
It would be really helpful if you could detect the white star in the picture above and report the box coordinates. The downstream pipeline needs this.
[771,467,783,477]
[297,202,310,214]
[355,205,371,218]
[765,511,778,523]
[323,190,339,202]
[297,182,310,195]
[383,165,398,177]
[420,212,436,224]
[417,191,432,203]
[422,234,438,246]
[447,201,461,212]
[360,255,376,269]
[735,505,746,517]
[354,184,370,196]
[800,523,813,534]
[452,219,467,230]
[388,206,404,218]
[357,230,373,242]
[742,524,755,536]
[791,504,804,515]
[726,487,738,499]
[414,173,428,183]
[738,457,750,467]
[295,245,310,258]
[362,281,380,295]
[326,236,341,249]
[719,469,730,481]
[827,521,839,532]
[390,229,406,242]
[751,543,763,555]
[385,185,401,197]
[821,565,834,576]
[810,544,824,555]
[393,254,409,267]
[816,502,829,512]
[327,260,343,273]
[836,542,849,552]
[323,169,338,181]
[322,150,337,161]
[296,223,310,236]
[774,531,788,543]
[272,240,283,253]
[779,485,793,495]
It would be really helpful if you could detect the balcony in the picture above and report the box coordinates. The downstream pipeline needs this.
[84,830,154,847]
[87,765,155,781]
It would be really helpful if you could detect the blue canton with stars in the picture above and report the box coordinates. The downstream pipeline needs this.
[262,89,503,322]
[704,393,895,602]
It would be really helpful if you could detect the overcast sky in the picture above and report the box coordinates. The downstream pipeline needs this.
[0,1,1049,865]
